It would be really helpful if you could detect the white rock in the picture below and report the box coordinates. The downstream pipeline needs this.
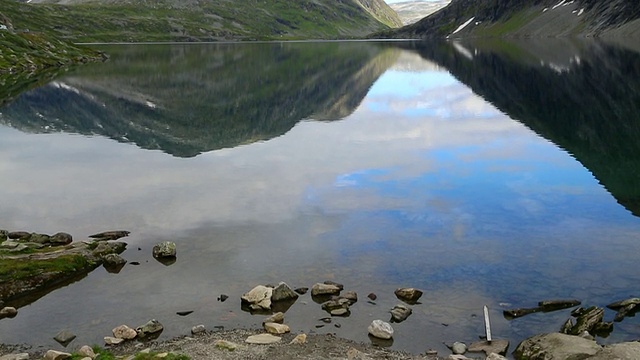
[289,334,307,344]
[112,325,137,340]
[103,336,124,345]
[191,324,206,335]
[77,345,96,359]
[241,285,273,310]
[43,350,70,360]
[245,333,281,344]
[367,320,394,339]
[452,341,467,354]
[264,322,290,334]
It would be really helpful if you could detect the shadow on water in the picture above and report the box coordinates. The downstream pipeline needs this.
[391,38,640,217]
[0,42,399,157]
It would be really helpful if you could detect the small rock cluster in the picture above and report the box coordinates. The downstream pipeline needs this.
[104,319,165,345]
[0,230,73,252]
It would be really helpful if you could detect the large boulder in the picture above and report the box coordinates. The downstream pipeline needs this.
[241,285,273,310]
[368,319,394,339]
[586,342,640,359]
[514,333,602,360]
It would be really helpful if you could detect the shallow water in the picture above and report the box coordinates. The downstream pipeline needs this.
[1,40,640,356]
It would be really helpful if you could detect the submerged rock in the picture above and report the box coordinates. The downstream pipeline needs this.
[469,339,509,356]
[390,304,412,323]
[136,319,164,338]
[89,231,130,241]
[53,330,76,346]
[368,319,394,339]
[263,312,284,324]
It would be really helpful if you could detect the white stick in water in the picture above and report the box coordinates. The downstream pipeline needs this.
[484,305,492,342]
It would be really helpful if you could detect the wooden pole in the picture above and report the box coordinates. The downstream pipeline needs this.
[484,305,492,342]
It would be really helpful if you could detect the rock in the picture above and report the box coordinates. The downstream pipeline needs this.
[289,333,307,344]
[103,336,124,345]
[560,318,573,334]
[0,353,29,360]
[587,341,640,360]
[50,233,73,245]
[263,312,284,324]
[451,342,467,355]
[613,303,638,322]
[0,229,7,242]
[53,330,76,345]
[176,310,193,316]
[486,354,508,360]
[445,355,472,360]
[9,244,28,252]
[214,340,238,351]
[538,299,581,311]
[43,351,70,360]
[218,294,229,302]
[390,304,412,322]
[271,282,299,302]
[321,297,350,312]
[394,288,423,303]
[91,242,127,257]
[607,297,640,309]
[330,308,350,316]
[112,324,137,340]
[578,331,595,340]
[347,347,369,360]
[294,287,308,295]
[103,254,127,268]
[468,339,509,356]
[241,285,273,310]
[152,241,176,258]
[513,333,601,360]
[0,241,19,249]
[323,281,344,290]
[367,293,377,301]
[569,306,604,335]
[343,291,358,304]
[89,231,130,241]
[191,325,206,335]
[28,233,50,244]
[311,283,341,296]
[0,307,18,318]
[245,333,281,344]
[136,319,164,338]
[264,322,290,334]
[7,231,30,240]
[368,320,394,339]
[77,345,95,359]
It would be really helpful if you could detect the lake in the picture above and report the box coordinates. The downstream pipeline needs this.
[1,39,640,356]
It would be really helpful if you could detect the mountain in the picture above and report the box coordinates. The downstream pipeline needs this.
[393,39,640,216]
[380,0,640,38]
[3,0,401,42]
[389,0,450,25]
[0,42,399,157]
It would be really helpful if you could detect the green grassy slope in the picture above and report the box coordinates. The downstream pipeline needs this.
[2,0,397,43]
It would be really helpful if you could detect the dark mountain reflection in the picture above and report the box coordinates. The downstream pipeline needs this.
[0,42,398,157]
[394,39,640,216]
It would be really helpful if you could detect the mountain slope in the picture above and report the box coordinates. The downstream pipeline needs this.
[379,0,640,38]
[5,0,400,42]
[390,0,450,25]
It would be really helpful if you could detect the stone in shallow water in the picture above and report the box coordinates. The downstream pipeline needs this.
[390,304,412,322]
[44,350,71,360]
[112,324,137,340]
[271,282,298,302]
[311,283,341,296]
[191,324,206,335]
[263,312,284,324]
[514,333,599,359]
[152,241,176,258]
[264,322,290,334]
[368,320,393,339]
[53,330,76,346]
[245,333,281,344]
[469,339,509,356]
[394,288,423,303]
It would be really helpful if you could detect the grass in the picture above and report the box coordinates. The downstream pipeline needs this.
[474,8,541,37]
[0,254,93,282]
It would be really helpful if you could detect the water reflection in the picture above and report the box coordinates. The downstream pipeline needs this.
[1,41,640,355]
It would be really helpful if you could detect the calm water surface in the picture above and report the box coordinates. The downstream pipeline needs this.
[1,40,640,356]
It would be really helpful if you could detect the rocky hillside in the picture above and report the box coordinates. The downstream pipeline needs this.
[389,0,450,25]
[5,0,400,42]
[380,0,640,38]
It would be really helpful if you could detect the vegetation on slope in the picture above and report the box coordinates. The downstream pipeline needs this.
[2,0,398,43]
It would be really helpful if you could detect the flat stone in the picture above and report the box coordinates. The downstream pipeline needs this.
[469,339,509,355]
[586,341,640,359]
[264,322,290,334]
[43,351,71,360]
[112,324,137,340]
[104,336,125,345]
[513,333,600,360]
[330,308,350,316]
[289,334,307,344]
[53,330,76,345]
[245,333,281,344]
[311,283,341,296]
[214,340,238,351]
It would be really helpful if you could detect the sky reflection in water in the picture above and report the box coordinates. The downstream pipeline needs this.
[0,45,639,354]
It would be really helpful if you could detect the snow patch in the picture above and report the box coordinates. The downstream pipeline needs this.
[145,101,157,109]
[449,17,475,36]
[452,42,473,60]
[577,8,584,16]
[542,7,548,12]
[552,0,566,10]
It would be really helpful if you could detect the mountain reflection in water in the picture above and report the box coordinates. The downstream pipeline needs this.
[1,40,640,355]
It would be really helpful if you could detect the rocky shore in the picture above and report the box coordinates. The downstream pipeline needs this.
[2,230,640,359]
